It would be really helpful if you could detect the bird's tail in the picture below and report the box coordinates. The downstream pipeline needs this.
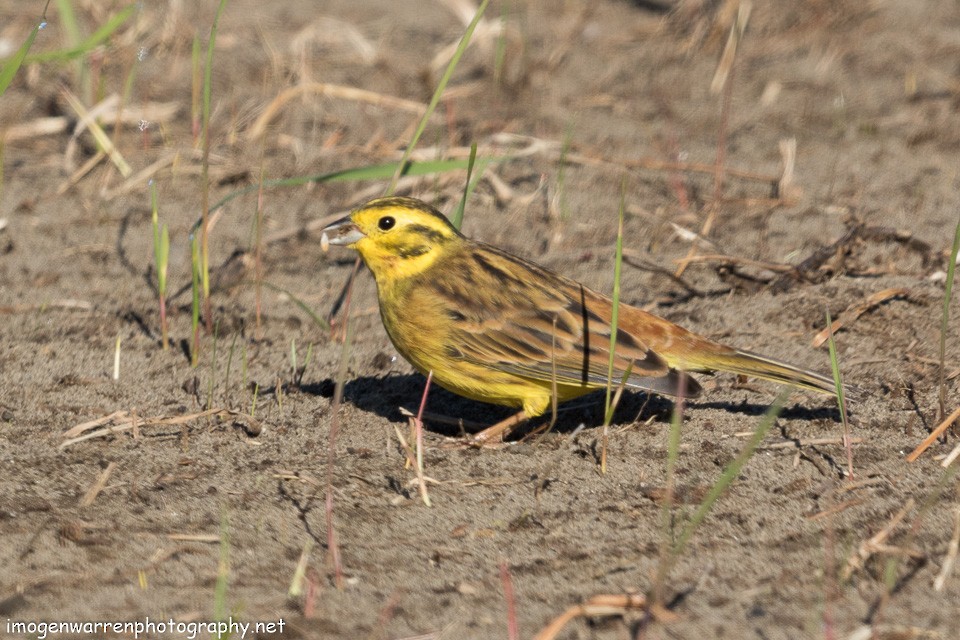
[687,346,844,398]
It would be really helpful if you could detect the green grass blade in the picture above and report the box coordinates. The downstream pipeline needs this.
[600,187,626,474]
[202,0,228,148]
[158,225,169,294]
[53,0,85,98]
[654,392,787,605]
[825,309,847,411]
[938,213,960,419]
[190,235,201,366]
[0,20,43,95]
[199,0,229,313]
[459,156,492,224]
[452,142,478,230]
[54,0,82,45]
[150,181,169,294]
[387,0,490,194]
[604,189,626,422]
[673,390,788,557]
[493,1,508,88]
[825,308,853,478]
[191,34,201,139]
[603,364,634,427]
[650,370,690,605]
[24,4,136,64]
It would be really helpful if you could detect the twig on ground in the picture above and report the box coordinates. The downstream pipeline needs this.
[811,288,912,348]
[770,225,863,293]
[61,408,258,448]
[906,406,960,463]
[534,593,661,640]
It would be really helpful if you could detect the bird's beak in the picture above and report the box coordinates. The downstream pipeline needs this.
[321,216,364,249]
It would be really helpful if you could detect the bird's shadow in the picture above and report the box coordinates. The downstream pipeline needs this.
[302,373,843,438]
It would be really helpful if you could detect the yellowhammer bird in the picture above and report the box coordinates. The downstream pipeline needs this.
[322,196,839,444]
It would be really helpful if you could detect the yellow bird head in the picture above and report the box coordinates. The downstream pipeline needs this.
[322,197,463,281]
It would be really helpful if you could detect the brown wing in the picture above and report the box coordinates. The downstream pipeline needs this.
[432,242,701,398]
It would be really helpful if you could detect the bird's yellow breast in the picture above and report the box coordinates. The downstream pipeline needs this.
[376,274,588,417]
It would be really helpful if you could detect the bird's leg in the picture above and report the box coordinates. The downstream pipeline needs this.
[470,410,529,446]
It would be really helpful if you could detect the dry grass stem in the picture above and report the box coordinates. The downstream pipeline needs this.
[566,148,778,183]
[759,436,864,449]
[811,288,911,348]
[806,498,869,522]
[113,334,122,380]
[60,89,132,177]
[287,539,315,597]
[165,533,220,543]
[677,253,794,273]
[710,0,751,94]
[847,625,944,640]
[905,406,960,463]
[61,408,257,448]
[79,462,117,507]
[2,116,70,142]
[2,101,177,144]
[0,299,93,313]
[842,498,916,580]
[544,3,592,70]
[411,371,434,506]
[290,17,377,65]
[57,150,106,195]
[777,137,802,203]
[103,149,206,200]
[481,133,781,183]
[347,174,458,205]
[398,407,486,431]
[533,594,658,640]
[933,508,960,591]
[669,222,718,248]
[941,440,960,468]
[392,423,432,506]
[248,83,434,140]
[273,471,321,486]
[387,135,782,192]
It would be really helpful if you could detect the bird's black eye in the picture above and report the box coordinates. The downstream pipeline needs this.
[378,216,396,231]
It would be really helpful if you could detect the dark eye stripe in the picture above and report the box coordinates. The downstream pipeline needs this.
[406,224,448,244]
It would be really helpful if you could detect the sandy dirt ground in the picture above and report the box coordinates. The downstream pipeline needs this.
[2,1,960,638]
